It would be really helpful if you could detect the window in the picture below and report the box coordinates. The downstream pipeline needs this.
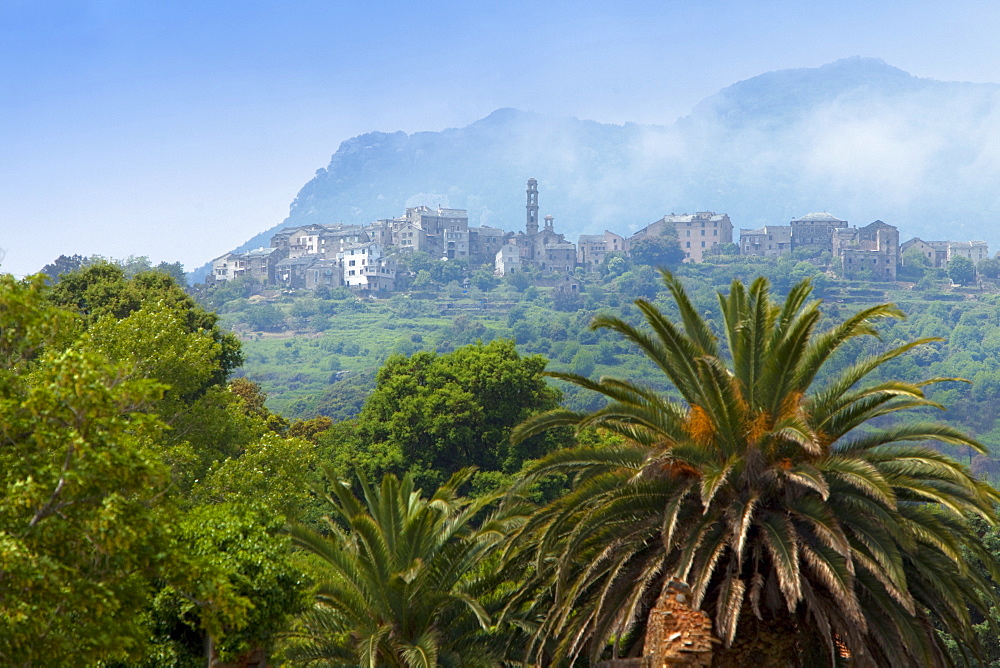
[685,242,691,248]
[714,230,718,236]
[686,230,691,236]
[701,230,705,236]
[701,241,706,248]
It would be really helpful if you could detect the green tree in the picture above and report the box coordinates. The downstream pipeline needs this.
[552,288,584,311]
[979,257,1000,279]
[470,268,500,292]
[412,269,433,289]
[0,274,307,665]
[51,261,242,383]
[331,340,567,488]
[629,228,685,268]
[509,272,1000,666]
[136,503,307,667]
[949,255,977,286]
[505,269,531,292]
[245,303,286,332]
[902,247,933,278]
[602,254,629,278]
[155,260,188,286]
[284,470,521,667]
[39,253,87,281]
[705,242,740,257]
[0,276,181,664]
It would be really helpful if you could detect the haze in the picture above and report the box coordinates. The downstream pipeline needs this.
[3,0,1000,277]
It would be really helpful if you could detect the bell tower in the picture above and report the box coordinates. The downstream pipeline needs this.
[526,178,539,236]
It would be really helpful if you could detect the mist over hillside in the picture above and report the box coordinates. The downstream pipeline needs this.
[200,57,1000,280]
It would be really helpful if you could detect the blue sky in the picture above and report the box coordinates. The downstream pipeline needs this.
[2,0,999,276]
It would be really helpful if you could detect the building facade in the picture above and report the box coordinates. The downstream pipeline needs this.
[790,212,848,254]
[631,212,733,263]
[508,180,577,273]
[337,242,396,291]
[833,220,899,281]
[494,243,522,276]
[210,247,287,283]
[739,225,792,257]
[577,231,628,269]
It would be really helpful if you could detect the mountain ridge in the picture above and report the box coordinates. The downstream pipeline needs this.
[194,57,1000,281]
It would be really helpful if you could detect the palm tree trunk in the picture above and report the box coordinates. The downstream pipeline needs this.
[643,579,716,666]
[712,612,798,668]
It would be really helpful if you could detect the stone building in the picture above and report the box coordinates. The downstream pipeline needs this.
[739,225,791,257]
[510,179,577,273]
[318,224,369,256]
[578,231,628,269]
[494,243,521,276]
[643,580,714,667]
[900,237,947,267]
[900,237,989,268]
[365,219,395,247]
[398,206,469,259]
[790,212,848,254]
[279,224,326,259]
[394,221,429,253]
[210,252,243,282]
[271,223,368,260]
[274,255,320,289]
[612,579,715,668]
[833,220,899,281]
[304,258,344,290]
[336,241,396,292]
[209,247,287,284]
[949,240,990,265]
[468,225,508,266]
[631,212,733,263]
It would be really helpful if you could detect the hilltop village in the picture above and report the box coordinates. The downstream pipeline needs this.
[208,179,989,293]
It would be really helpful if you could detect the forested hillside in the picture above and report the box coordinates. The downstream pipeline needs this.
[202,256,1000,489]
[8,260,1000,665]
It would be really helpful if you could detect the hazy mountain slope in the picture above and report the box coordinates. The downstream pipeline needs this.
[200,57,1000,280]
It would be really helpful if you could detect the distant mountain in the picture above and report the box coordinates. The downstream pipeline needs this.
[196,57,1000,280]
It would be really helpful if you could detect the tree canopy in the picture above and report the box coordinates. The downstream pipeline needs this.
[629,227,685,268]
[949,255,977,285]
[324,339,570,489]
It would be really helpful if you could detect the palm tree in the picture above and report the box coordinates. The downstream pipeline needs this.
[507,272,1000,666]
[284,469,522,667]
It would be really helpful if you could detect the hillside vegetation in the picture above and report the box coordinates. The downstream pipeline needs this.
[206,259,1000,488]
[8,258,1000,665]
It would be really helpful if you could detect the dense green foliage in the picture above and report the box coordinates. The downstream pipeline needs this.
[10,255,1000,666]
[628,227,685,268]
[316,340,572,491]
[0,275,179,664]
[0,269,307,666]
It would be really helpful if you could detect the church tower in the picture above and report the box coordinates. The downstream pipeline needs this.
[526,178,539,236]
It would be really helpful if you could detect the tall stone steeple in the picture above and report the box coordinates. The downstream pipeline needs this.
[526,178,539,236]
